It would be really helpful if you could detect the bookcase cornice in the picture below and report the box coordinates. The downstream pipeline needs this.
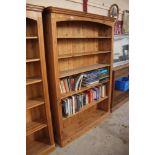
[26,3,44,12]
[44,6,115,23]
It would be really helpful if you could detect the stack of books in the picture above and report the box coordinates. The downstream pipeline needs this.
[62,84,107,117]
[82,68,109,87]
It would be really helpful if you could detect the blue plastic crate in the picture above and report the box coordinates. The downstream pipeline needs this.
[115,77,129,91]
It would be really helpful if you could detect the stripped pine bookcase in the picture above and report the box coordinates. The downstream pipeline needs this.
[26,4,55,154]
[43,7,115,147]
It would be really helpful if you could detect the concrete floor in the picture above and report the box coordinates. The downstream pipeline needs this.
[50,102,129,155]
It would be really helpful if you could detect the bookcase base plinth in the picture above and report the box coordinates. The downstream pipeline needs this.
[61,108,109,147]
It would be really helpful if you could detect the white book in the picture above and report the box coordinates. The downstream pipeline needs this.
[101,85,106,97]
[72,96,75,114]
[61,80,66,93]
[67,99,70,116]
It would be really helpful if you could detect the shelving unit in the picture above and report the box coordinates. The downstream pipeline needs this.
[111,63,129,111]
[43,7,115,146]
[26,4,55,155]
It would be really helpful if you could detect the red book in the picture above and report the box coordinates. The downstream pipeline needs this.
[90,90,93,103]
[70,78,75,91]
[87,90,93,104]
[63,79,69,93]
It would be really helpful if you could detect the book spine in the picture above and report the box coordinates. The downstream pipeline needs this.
[67,78,71,92]
[60,83,63,94]
[64,79,69,93]
[70,78,75,91]
[72,96,75,114]
[61,80,66,93]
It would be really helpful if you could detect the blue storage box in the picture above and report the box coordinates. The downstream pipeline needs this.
[115,77,129,91]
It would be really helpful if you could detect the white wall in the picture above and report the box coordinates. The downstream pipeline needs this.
[27,0,129,20]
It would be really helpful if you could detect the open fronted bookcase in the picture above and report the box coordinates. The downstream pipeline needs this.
[43,7,115,146]
[26,4,55,155]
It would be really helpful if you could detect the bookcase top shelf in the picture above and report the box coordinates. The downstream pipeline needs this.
[62,96,108,120]
[60,64,110,78]
[61,78,109,99]
[26,120,47,136]
[58,51,111,59]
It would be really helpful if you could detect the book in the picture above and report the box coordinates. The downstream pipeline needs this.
[93,87,99,100]
[70,78,75,91]
[72,96,75,114]
[64,79,69,93]
[76,95,81,112]
[67,98,70,115]
[101,85,106,97]
[62,99,69,116]
[60,80,66,94]
[87,90,93,103]
[82,80,99,87]
[75,74,85,91]
[67,78,71,92]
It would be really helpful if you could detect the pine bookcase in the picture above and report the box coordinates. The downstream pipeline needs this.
[43,7,115,147]
[26,4,55,155]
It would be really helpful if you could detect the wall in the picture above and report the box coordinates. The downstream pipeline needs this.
[26,0,129,20]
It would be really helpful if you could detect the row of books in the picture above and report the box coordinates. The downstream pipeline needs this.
[60,74,85,94]
[60,68,109,94]
[62,85,107,117]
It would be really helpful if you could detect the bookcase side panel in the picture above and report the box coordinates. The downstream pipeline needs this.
[37,15,55,145]
[43,12,64,145]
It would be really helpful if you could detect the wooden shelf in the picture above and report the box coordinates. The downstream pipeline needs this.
[27,139,55,155]
[57,36,112,39]
[26,58,40,63]
[26,77,42,85]
[63,96,108,120]
[26,98,44,110]
[62,109,109,144]
[26,36,38,39]
[26,120,47,136]
[58,51,111,59]
[60,64,110,78]
[61,79,109,99]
